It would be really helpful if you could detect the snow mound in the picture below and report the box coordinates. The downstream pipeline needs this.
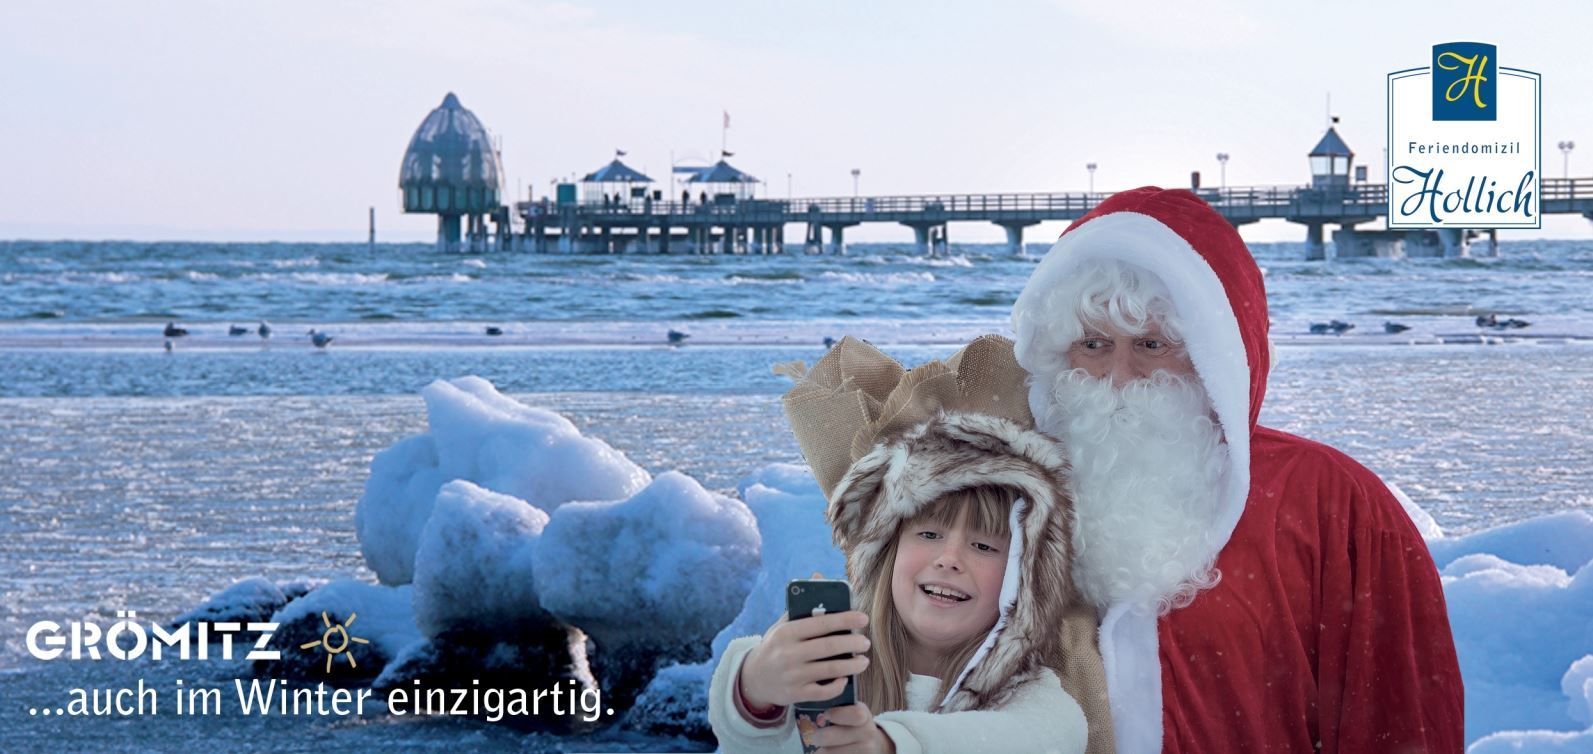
[266,580,421,679]
[1469,725,1593,753]
[412,480,551,637]
[1440,521,1593,749]
[1430,511,1593,573]
[1565,655,1593,727]
[534,470,759,646]
[735,462,822,501]
[356,375,650,585]
[1388,480,1444,540]
[710,466,846,659]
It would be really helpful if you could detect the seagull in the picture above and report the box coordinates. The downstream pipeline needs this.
[163,339,174,352]
[1475,314,1498,328]
[667,329,690,345]
[1498,318,1531,329]
[485,326,504,336]
[823,336,836,349]
[258,321,272,339]
[228,324,249,336]
[308,329,334,348]
[1383,321,1412,334]
[1330,320,1355,335]
[164,321,189,337]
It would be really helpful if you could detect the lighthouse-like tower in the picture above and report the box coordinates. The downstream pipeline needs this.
[398,93,504,252]
[1308,124,1354,192]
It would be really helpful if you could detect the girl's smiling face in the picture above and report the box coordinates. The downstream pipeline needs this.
[890,502,1009,670]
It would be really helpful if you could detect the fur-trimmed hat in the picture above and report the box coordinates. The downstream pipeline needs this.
[778,336,1112,750]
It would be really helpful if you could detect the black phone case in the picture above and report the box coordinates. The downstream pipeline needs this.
[786,579,856,713]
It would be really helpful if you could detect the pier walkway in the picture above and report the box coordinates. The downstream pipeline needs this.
[505,177,1593,257]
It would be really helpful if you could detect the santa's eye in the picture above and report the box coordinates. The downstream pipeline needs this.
[1074,337,1111,352]
[1138,338,1180,357]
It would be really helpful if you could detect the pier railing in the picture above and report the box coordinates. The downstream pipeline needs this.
[515,178,1592,225]
[1544,177,1593,200]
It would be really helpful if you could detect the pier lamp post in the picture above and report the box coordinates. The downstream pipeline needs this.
[851,168,861,198]
[1559,141,1576,179]
[1216,153,1230,189]
[1086,162,1097,194]
[787,172,793,202]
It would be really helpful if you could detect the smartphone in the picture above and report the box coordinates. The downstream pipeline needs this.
[786,578,857,713]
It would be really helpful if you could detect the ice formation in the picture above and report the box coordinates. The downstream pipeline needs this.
[533,470,760,647]
[356,375,649,585]
[411,480,552,637]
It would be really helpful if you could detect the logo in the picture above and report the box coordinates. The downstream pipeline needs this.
[1387,42,1540,229]
[24,607,367,672]
[1432,43,1497,121]
[298,611,370,673]
[26,611,280,662]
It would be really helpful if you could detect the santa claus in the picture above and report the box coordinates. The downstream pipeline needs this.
[1011,187,1463,753]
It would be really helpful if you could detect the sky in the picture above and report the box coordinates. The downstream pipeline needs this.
[2,0,1591,243]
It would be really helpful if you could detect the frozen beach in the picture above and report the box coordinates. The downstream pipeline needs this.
[2,240,1591,752]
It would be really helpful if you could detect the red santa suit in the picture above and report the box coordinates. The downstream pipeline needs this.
[1011,187,1464,753]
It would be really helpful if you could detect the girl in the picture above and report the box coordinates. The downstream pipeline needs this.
[708,335,1110,754]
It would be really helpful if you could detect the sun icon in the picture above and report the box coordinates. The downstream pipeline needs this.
[299,610,371,673]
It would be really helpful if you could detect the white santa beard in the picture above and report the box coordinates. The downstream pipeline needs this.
[1036,368,1230,613]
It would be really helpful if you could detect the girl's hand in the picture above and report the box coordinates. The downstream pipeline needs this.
[738,610,871,711]
[805,703,895,754]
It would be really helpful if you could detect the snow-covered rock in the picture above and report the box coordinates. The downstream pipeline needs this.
[627,661,712,739]
[262,580,421,681]
[536,470,759,648]
[375,479,603,732]
[356,376,650,585]
[371,623,602,734]
[172,577,317,627]
[626,464,843,739]
[356,435,445,586]
[412,480,551,637]
[534,471,759,709]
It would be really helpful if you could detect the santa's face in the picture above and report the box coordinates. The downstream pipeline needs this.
[1032,362,1228,612]
[890,507,1006,663]
[1065,323,1197,387]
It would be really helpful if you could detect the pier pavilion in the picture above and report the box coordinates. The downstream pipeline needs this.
[398,93,508,253]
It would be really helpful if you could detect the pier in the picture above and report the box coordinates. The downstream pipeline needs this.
[506,179,1593,259]
[398,94,1593,259]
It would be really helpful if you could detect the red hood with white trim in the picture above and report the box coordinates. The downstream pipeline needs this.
[1059,186,1270,430]
[1013,186,1266,563]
